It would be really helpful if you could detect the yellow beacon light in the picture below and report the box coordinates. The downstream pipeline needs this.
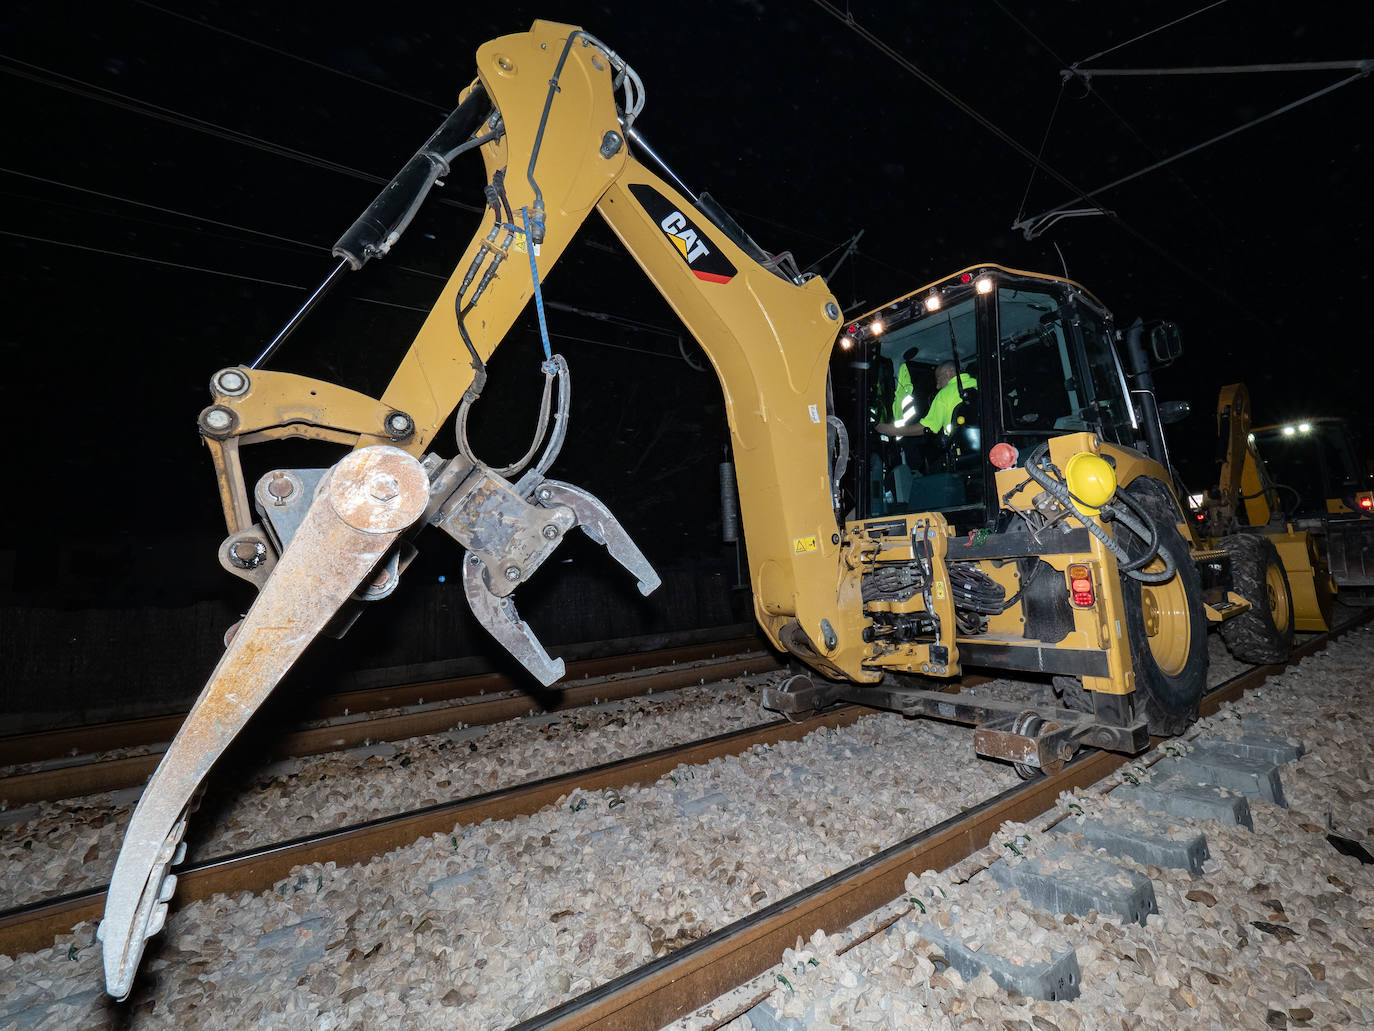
[1063,452,1117,514]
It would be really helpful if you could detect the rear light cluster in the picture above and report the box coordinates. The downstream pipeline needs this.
[1067,563,1095,607]
[1359,493,1373,511]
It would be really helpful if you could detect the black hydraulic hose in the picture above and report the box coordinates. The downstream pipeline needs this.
[453,170,522,398]
[527,356,572,482]
[1100,492,1177,583]
[455,356,566,479]
[1022,443,1175,583]
[526,32,590,244]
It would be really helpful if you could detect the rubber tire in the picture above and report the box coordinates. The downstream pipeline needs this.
[1218,533,1295,663]
[1052,674,1094,714]
[1117,482,1208,737]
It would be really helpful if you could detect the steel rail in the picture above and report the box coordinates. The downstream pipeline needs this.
[0,647,781,806]
[0,708,866,958]
[0,635,767,765]
[510,615,1371,1031]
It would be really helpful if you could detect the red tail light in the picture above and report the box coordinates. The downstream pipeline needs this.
[1067,563,1095,607]
[1359,494,1373,511]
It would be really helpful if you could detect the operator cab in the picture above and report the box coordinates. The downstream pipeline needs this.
[833,265,1140,532]
[1251,417,1374,519]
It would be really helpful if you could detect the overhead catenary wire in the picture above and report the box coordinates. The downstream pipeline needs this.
[0,55,484,215]
[0,167,326,257]
[6,31,902,304]
[1019,68,1373,236]
[1073,0,1230,68]
[1012,80,1066,229]
[2,230,703,364]
[0,167,452,285]
[1069,59,1374,79]
[0,227,427,310]
[0,173,705,352]
[809,0,1264,325]
[989,0,1230,243]
[134,1,450,113]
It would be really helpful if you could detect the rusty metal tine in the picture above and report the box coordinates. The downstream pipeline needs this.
[99,447,429,999]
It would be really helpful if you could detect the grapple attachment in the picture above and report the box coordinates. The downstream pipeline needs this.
[432,457,660,685]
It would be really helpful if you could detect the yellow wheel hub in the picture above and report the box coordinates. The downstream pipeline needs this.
[1139,559,1191,675]
[1265,559,1291,632]
[1141,590,1160,636]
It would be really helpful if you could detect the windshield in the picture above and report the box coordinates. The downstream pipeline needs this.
[851,289,984,522]
[836,268,1131,529]
[1253,422,1359,514]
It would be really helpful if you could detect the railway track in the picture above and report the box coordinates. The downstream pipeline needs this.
[508,618,1368,1031]
[0,636,779,806]
[0,707,865,958]
[0,616,1362,1029]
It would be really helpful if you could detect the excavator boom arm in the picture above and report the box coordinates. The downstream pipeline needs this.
[101,21,872,998]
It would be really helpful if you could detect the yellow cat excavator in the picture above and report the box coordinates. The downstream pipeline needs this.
[99,21,1248,997]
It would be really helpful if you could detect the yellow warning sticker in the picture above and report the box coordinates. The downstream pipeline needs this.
[934,580,946,600]
[792,535,818,555]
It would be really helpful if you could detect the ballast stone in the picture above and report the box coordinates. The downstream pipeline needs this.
[1120,780,1254,830]
[903,914,1081,1002]
[1050,815,1209,875]
[674,790,728,818]
[256,915,329,979]
[745,967,869,1030]
[983,845,1157,926]
[427,864,486,894]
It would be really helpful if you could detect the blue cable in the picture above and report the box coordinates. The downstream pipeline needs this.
[521,206,553,362]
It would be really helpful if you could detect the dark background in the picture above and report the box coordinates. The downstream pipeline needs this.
[3,2,1370,721]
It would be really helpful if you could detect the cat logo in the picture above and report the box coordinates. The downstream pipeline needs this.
[659,210,710,263]
[629,183,738,284]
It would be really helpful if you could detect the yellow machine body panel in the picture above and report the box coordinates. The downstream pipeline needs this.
[1271,529,1335,631]
[380,24,628,455]
[595,165,872,680]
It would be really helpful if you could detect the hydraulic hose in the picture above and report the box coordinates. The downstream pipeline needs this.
[1022,444,1176,584]
[827,415,850,487]
[455,355,568,480]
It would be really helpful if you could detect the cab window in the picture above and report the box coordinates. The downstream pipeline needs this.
[997,285,1081,444]
[864,295,983,519]
[1074,303,1137,446]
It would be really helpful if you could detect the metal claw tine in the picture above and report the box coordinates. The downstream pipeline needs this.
[534,479,661,596]
[99,447,428,999]
[461,555,565,685]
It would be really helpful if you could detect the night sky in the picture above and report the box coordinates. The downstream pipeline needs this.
[4,1,1372,612]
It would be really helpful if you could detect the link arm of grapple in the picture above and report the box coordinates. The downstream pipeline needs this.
[99,447,429,1000]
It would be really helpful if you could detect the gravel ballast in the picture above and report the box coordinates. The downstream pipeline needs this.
[720,623,1374,1031]
[3,626,1360,1030]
